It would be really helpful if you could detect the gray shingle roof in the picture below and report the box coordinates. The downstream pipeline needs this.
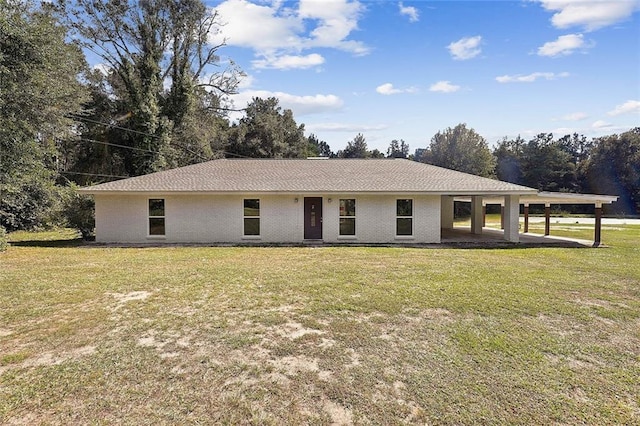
[79,158,537,195]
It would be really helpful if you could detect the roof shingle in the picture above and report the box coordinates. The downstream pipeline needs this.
[79,158,537,195]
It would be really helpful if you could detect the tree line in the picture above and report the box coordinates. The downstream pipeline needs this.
[413,124,639,215]
[316,124,639,215]
[1,1,637,239]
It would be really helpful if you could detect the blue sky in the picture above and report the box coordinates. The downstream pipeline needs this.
[205,0,639,153]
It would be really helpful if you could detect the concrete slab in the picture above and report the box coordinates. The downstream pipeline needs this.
[441,227,593,247]
[522,217,640,225]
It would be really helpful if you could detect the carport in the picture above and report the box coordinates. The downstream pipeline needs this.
[483,192,618,246]
[443,192,618,247]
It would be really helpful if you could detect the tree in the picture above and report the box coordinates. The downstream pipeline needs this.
[421,124,496,177]
[413,148,429,163]
[520,133,576,192]
[495,133,583,192]
[57,0,242,176]
[337,134,370,158]
[494,136,526,185]
[0,1,89,230]
[387,139,410,158]
[370,149,385,159]
[585,128,640,215]
[307,134,334,157]
[226,97,307,158]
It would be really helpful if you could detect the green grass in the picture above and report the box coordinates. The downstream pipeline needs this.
[1,226,639,424]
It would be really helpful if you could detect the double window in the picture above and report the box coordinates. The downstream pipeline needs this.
[243,199,260,236]
[148,199,165,236]
[396,199,413,236]
[339,199,356,236]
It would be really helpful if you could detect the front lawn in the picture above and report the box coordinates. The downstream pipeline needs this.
[1,226,639,424]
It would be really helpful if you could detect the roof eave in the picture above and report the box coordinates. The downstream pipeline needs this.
[78,188,539,196]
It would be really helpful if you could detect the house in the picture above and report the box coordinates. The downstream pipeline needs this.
[79,158,616,245]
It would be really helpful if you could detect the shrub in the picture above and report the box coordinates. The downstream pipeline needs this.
[0,177,57,231]
[60,184,95,240]
[0,226,8,252]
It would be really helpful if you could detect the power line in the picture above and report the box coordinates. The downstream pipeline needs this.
[68,115,255,159]
[79,138,155,153]
[69,115,161,138]
[59,171,130,179]
[77,135,253,159]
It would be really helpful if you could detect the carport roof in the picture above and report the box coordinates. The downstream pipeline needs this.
[79,158,538,195]
[472,191,618,206]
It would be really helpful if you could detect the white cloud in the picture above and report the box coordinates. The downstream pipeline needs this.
[495,71,570,83]
[299,0,369,54]
[607,100,640,116]
[375,83,417,95]
[592,120,614,129]
[212,0,369,69]
[306,122,388,132]
[212,0,303,51]
[232,90,344,116]
[537,0,640,31]
[399,2,419,22]
[429,81,461,93]
[237,73,255,89]
[92,63,110,76]
[253,53,325,70]
[447,36,482,60]
[560,112,589,121]
[537,33,591,57]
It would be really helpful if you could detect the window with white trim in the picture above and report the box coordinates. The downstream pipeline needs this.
[148,199,165,236]
[243,199,260,236]
[339,199,356,236]
[396,199,413,236]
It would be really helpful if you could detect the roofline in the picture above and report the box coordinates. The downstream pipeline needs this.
[457,192,619,206]
[79,189,538,196]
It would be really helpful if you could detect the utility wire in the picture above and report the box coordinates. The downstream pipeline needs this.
[68,115,255,159]
[79,137,155,153]
[59,171,130,179]
[69,115,160,138]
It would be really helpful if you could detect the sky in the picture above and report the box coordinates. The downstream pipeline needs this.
[204,0,639,153]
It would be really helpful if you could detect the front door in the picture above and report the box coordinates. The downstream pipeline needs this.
[304,197,323,239]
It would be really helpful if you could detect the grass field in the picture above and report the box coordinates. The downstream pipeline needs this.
[1,225,639,424]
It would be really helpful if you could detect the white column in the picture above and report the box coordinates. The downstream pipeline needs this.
[503,195,520,242]
[441,195,454,229]
[471,196,483,234]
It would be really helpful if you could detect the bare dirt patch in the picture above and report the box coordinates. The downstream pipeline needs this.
[108,291,152,310]
[1,345,96,375]
[270,355,319,375]
[323,399,353,425]
[277,321,325,339]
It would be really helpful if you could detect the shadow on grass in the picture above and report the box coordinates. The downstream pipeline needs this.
[79,240,592,250]
[8,238,87,248]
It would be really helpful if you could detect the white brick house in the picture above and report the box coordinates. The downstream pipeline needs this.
[79,158,539,244]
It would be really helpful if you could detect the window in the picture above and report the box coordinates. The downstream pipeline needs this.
[396,199,413,236]
[148,199,165,236]
[243,199,260,236]
[339,199,356,236]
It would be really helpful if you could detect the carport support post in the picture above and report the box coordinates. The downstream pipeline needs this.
[544,203,551,236]
[482,205,486,227]
[594,203,602,247]
[503,195,520,242]
[500,205,504,229]
[441,196,454,229]
[471,196,483,234]
[523,203,530,233]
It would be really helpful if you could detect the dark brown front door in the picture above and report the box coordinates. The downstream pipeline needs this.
[304,197,323,240]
